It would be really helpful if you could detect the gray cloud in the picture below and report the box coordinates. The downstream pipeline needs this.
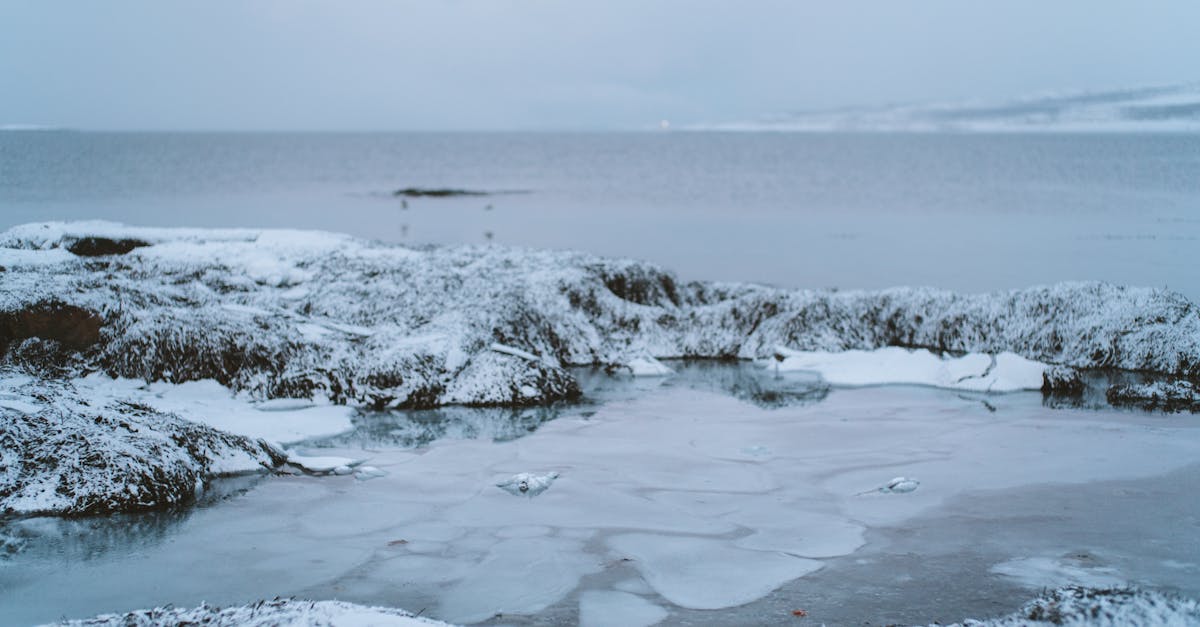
[1,1,1197,130]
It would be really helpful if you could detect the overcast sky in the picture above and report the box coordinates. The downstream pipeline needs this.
[2,1,1198,131]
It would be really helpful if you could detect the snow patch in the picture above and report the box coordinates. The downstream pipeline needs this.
[771,347,1046,392]
[49,598,453,626]
[286,452,365,475]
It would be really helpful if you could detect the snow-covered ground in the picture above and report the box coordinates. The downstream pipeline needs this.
[4,221,1199,408]
[48,599,452,627]
[43,586,1200,627]
[0,374,282,516]
[941,586,1200,627]
[5,384,1200,625]
[700,82,1200,132]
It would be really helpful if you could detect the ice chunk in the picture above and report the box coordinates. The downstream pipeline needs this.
[579,590,668,627]
[622,356,674,377]
[858,477,921,495]
[607,533,823,610]
[991,556,1127,590]
[354,466,388,481]
[495,472,559,497]
[286,452,364,474]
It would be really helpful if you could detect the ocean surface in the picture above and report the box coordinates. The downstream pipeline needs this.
[2,131,1198,300]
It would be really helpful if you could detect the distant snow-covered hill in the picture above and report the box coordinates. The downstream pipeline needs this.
[702,83,1200,132]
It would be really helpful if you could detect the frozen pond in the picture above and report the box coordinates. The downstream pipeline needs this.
[2,365,1199,626]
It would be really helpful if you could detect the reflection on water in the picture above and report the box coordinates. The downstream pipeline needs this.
[0,474,262,563]
[575,361,830,410]
[664,361,830,409]
[309,362,831,452]
[1041,369,1173,411]
[312,404,570,450]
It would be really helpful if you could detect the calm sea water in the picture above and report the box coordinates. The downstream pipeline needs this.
[2,131,1198,299]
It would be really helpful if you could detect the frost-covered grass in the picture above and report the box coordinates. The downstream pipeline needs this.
[49,598,452,627]
[44,587,1200,627]
[0,374,282,516]
[945,586,1200,627]
[3,221,1199,412]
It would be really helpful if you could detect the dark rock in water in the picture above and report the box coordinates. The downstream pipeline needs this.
[1106,379,1200,412]
[1041,365,1085,396]
[66,236,150,256]
[0,375,283,517]
[393,187,490,198]
[0,301,103,351]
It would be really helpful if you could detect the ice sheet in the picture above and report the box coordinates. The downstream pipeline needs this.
[579,590,668,627]
[5,385,1200,625]
[607,533,823,609]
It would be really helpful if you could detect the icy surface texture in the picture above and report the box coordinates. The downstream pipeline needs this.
[6,386,1200,624]
[3,222,1199,410]
[0,374,282,516]
[945,586,1200,627]
[49,599,452,627]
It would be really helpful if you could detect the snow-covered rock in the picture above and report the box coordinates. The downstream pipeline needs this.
[1107,379,1200,412]
[942,586,1200,627]
[495,471,559,497]
[1042,365,1086,395]
[0,375,282,516]
[48,598,454,627]
[3,222,1199,411]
